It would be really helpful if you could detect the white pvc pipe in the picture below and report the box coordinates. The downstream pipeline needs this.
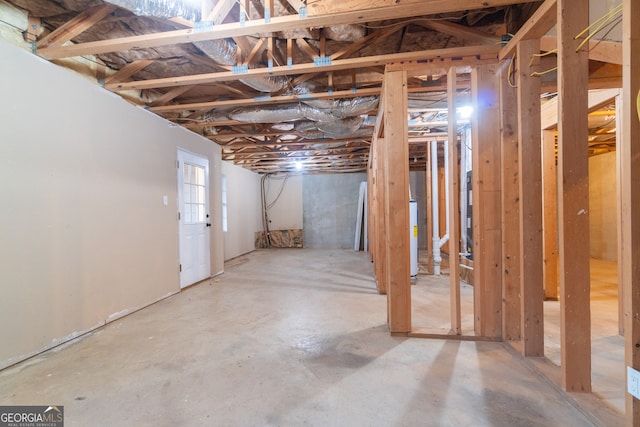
[431,141,442,275]
[439,140,450,249]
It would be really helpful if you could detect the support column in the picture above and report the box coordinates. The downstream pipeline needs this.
[557,0,591,392]
[471,63,503,338]
[542,130,559,301]
[517,39,544,356]
[383,68,411,333]
[448,67,461,334]
[616,94,624,336]
[373,136,387,295]
[500,55,521,342]
[622,0,640,423]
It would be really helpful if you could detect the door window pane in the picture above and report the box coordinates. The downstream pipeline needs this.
[183,163,206,224]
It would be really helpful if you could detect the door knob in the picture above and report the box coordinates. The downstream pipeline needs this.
[206,223,211,227]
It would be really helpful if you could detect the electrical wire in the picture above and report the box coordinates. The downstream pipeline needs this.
[529,49,557,67]
[530,67,557,77]
[575,3,623,52]
[507,53,517,88]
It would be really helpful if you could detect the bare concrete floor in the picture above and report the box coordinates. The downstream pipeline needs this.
[0,249,597,426]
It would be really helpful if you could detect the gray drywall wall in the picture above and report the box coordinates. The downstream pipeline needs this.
[263,174,303,231]
[0,40,226,369]
[222,161,262,261]
[303,173,367,249]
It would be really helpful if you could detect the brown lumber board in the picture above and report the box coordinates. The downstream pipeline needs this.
[517,39,544,357]
[447,66,461,335]
[37,4,116,49]
[149,85,195,107]
[499,55,521,342]
[105,45,500,91]
[540,36,622,65]
[103,59,155,85]
[306,0,540,15]
[383,69,411,332]
[408,328,502,341]
[38,1,523,59]
[414,20,500,45]
[471,63,503,339]
[373,136,387,294]
[622,0,640,423]
[541,130,558,300]
[557,0,591,393]
[499,0,557,60]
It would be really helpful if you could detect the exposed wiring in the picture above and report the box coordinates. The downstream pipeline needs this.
[530,67,557,77]
[260,174,291,247]
[529,49,557,67]
[507,53,517,88]
[575,3,622,52]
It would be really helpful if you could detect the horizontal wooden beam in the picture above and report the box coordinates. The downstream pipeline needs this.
[541,88,620,130]
[499,0,557,60]
[107,45,500,91]
[540,35,622,65]
[38,0,533,60]
[37,4,116,49]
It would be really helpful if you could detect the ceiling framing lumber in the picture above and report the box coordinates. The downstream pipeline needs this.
[36,4,116,49]
[37,0,539,60]
[107,44,501,91]
[499,0,557,60]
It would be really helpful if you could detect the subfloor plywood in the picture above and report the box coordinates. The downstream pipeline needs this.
[0,249,598,426]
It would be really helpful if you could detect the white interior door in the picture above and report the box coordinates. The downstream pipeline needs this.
[177,149,211,288]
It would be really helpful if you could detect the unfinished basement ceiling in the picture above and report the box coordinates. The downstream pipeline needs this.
[8,0,620,173]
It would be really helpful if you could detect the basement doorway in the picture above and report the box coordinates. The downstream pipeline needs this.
[177,149,211,288]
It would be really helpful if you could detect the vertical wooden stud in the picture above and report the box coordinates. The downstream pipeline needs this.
[557,0,591,392]
[383,68,411,333]
[542,130,559,301]
[622,0,640,423]
[517,39,544,356]
[448,67,461,334]
[500,56,522,341]
[471,64,503,338]
[426,145,434,274]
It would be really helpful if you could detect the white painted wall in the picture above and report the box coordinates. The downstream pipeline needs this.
[221,161,262,260]
[0,40,227,369]
[263,174,303,231]
[589,151,618,261]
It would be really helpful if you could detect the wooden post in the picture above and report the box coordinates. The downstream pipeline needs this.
[367,148,375,263]
[542,130,559,300]
[374,136,387,295]
[500,56,521,342]
[448,67,461,334]
[616,94,625,336]
[471,64,503,338]
[622,0,640,423]
[383,68,411,333]
[557,0,591,392]
[517,39,544,356]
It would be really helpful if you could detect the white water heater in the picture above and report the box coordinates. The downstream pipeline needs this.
[410,199,418,277]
